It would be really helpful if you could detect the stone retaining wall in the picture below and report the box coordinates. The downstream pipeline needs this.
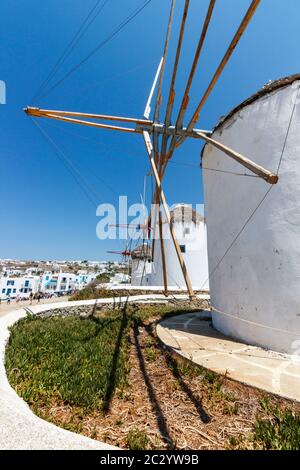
[37,297,211,319]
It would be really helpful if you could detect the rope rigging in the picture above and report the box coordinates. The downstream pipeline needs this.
[32,0,110,103]
[39,119,121,198]
[200,185,273,291]
[31,118,113,208]
[276,84,300,175]
[34,0,154,102]
[200,82,300,290]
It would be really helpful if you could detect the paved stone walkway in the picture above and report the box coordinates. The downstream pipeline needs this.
[157,312,300,403]
[0,296,69,318]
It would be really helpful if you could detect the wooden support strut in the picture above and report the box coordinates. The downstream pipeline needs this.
[196,131,278,184]
[143,131,195,299]
[158,209,168,297]
[150,188,160,261]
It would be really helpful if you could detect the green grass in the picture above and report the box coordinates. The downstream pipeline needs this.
[126,428,151,450]
[70,286,159,301]
[229,400,300,450]
[5,304,198,414]
[5,310,130,411]
[253,408,300,450]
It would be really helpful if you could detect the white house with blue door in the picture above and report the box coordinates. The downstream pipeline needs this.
[0,275,40,300]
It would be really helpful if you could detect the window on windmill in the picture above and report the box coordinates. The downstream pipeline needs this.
[184,227,190,235]
[180,245,186,253]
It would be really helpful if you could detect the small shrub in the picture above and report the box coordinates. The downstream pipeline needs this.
[145,346,157,362]
[254,409,300,450]
[127,428,150,450]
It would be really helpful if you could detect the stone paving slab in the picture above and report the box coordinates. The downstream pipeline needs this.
[157,311,300,403]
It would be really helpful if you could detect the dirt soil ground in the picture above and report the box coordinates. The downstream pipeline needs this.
[37,312,300,450]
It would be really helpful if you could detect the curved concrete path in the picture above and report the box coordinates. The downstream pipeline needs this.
[0,294,209,449]
[157,312,300,403]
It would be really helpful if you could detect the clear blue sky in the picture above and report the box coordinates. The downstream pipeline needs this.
[0,0,299,261]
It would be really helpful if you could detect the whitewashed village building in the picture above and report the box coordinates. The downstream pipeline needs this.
[0,275,40,300]
[40,272,97,294]
[0,271,98,300]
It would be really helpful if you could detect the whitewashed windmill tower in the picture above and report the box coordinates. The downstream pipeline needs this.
[202,75,300,354]
[130,243,152,286]
[151,204,209,290]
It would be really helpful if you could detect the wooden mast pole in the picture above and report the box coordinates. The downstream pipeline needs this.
[158,209,168,297]
[152,1,191,265]
[161,0,190,159]
[195,131,278,184]
[143,130,195,299]
[151,0,176,264]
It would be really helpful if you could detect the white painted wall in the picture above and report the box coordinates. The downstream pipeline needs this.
[131,257,152,286]
[151,206,209,290]
[40,272,89,293]
[110,272,131,285]
[202,80,300,354]
[0,276,40,299]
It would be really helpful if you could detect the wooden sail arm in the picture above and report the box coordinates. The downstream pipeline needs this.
[24,107,141,134]
[107,251,132,256]
[24,107,151,125]
[170,0,261,151]
[24,107,278,184]
[170,0,216,143]
[160,0,191,169]
[158,209,168,297]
